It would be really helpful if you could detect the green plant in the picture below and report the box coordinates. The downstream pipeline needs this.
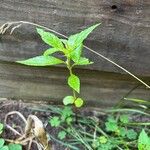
[0,123,22,150]
[49,106,74,140]
[16,23,100,108]
[138,129,150,150]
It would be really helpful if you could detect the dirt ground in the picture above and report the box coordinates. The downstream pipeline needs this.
[0,99,67,150]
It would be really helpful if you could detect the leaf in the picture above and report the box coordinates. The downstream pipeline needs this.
[74,98,84,108]
[124,98,150,104]
[61,106,73,121]
[43,48,60,56]
[16,56,64,66]
[68,23,101,48]
[37,28,64,49]
[119,127,126,137]
[0,146,9,150]
[126,129,137,140]
[138,129,150,150]
[66,117,73,124]
[8,144,22,150]
[105,122,118,132]
[70,44,83,62]
[49,117,61,127]
[99,136,107,144]
[0,139,4,149]
[0,124,3,134]
[63,96,74,105]
[120,115,129,124]
[105,117,118,132]
[68,74,80,93]
[75,57,93,65]
[58,131,67,140]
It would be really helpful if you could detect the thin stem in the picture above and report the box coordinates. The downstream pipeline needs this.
[66,57,77,99]
[1,21,149,88]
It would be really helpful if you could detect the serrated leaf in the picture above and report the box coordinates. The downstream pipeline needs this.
[120,115,129,124]
[105,117,118,132]
[99,136,107,144]
[58,131,67,140]
[70,44,83,62]
[0,146,9,150]
[68,23,101,48]
[126,129,137,140]
[61,106,73,121]
[8,144,22,150]
[138,129,150,150]
[0,139,4,149]
[107,116,117,123]
[49,117,61,127]
[74,98,84,108]
[43,48,60,56]
[16,56,64,66]
[75,57,93,65]
[37,28,64,49]
[68,74,80,93]
[63,96,74,105]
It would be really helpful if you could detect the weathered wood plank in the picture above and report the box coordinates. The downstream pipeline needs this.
[0,61,149,107]
[0,0,150,76]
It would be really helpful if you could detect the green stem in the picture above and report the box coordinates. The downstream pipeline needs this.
[66,57,77,99]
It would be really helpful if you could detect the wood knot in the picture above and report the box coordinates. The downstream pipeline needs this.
[111,5,118,10]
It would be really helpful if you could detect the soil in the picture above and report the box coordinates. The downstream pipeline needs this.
[0,99,67,150]
[0,99,149,150]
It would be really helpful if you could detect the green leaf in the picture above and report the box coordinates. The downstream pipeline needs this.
[66,117,73,124]
[0,139,4,149]
[63,96,74,105]
[138,129,150,150]
[119,127,126,137]
[0,124,3,131]
[126,129,137,140]
[120,115,129,124]
[68,23,101,48]
[58,131,67,140]
[8,144,22,150]
[99,136,107,144]
[105,122,118,132]
[0,146,9,150]
[105,117,118,132]
[74,98,84,108]
[16,56,64,66]
[61,39,69,49]
[68,74,80,93]
[75,57,93,65]
[37,28,64,49]
[0,124,3,134]
[70,44,83,62]
[43,48,60,56]
[61,106,73,121]
[49,117,61,127]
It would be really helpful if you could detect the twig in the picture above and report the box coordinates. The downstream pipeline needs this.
[5,124,22,136]
[4,111,52,150]
[4,111,27,125]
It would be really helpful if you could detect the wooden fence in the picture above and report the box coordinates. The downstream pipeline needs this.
[0,0,149,107]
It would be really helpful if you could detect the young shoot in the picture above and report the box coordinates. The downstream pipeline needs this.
[16,23,100,108]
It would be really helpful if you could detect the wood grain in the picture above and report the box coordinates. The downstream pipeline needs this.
[0,0,149,106]
[0,61,149,107]
[0,0,150,76]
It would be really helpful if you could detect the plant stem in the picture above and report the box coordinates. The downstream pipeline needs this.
[66,57,77,99]
[1,21,149,89]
